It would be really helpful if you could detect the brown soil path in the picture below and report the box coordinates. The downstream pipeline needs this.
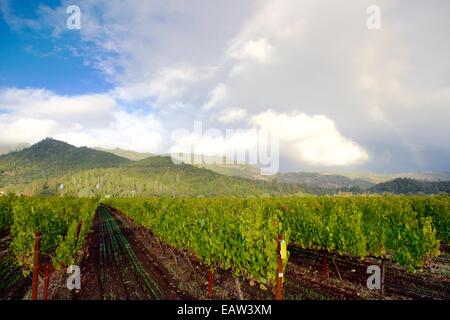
[75,205,187,300]
[285,246,450,300]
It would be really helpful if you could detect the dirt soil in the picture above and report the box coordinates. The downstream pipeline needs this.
[72,205,187,300]
[285,246,450,300]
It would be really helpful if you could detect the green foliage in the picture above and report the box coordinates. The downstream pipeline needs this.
[0,194,15,231]
[274,172,375,194]
[0,138,130,187]
[52,199,97,268]
[3,192,446,283]
[107,195,446,280]
[279,195,443,271]
[10,196,97,274]
[105,197,288,285]
[370,177,450,194]
[406,194,449,243]
[280,197,367,258]
[1,140,294,197]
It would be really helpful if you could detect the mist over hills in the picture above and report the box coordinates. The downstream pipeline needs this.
[99,148,450,185]
[94,147,153,161]
[0,143,30,155]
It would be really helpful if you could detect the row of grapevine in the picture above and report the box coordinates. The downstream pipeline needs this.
[405,195,449,243]
[105,197,288,287]
[2,194,447,284]
[278,196,444,271]
[0,194,16,231]
[106,195,447,282]
[7,196,98,274]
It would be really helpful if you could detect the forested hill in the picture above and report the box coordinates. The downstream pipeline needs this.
[0,138,296,197]
[0,138,131,186]
[370,178,450,194]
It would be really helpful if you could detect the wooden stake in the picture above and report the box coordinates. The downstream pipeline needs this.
[43,265,51,300]
[31,231,41,300]
[74,219,83,249]
[381,259,386,296]
[276,234,285,300]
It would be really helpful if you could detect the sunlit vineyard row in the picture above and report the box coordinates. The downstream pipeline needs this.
[0,194,448,286]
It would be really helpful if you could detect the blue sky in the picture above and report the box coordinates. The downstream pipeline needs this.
[0,0,112,95]
[0,0,449,174]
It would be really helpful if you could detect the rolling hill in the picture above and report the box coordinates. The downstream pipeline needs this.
[94,147,153,161]
[1,138,448,197]
[271,172,375,193]
[341,171,450,184]
[0,138,296,197]
[369,178,450,194]
[88,147,450,190]
[169,153,264,180]
[0,138,130,187]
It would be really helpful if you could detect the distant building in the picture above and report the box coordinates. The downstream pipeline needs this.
[338,191,353,197]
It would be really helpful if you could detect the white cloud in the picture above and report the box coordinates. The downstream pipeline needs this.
[213,108,248,123]
[2,0,450,171]
[203,83,227,111]
[0,88,164,152]
[228,38,274,64]
[169,126,263,165]
[169,110,368,168]
[54,111,164,153]
[113,65,210,107]
[0,117,57,145]
[252,110,369,166]
[0,88,115,125]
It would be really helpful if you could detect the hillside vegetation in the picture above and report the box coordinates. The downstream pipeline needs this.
[0,139,296,197]
[370,178,450,194]
[1,139,449,197]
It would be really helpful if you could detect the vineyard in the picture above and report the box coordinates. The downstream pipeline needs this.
[0,195,97,299]
[0,194,448,300]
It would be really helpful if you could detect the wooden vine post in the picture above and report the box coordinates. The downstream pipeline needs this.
[276,234,287,300]
[207,270,214,297]
[31,231,41,300]
[381,259,386,296]
[42,264,54,300]
[74,219,83,248]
